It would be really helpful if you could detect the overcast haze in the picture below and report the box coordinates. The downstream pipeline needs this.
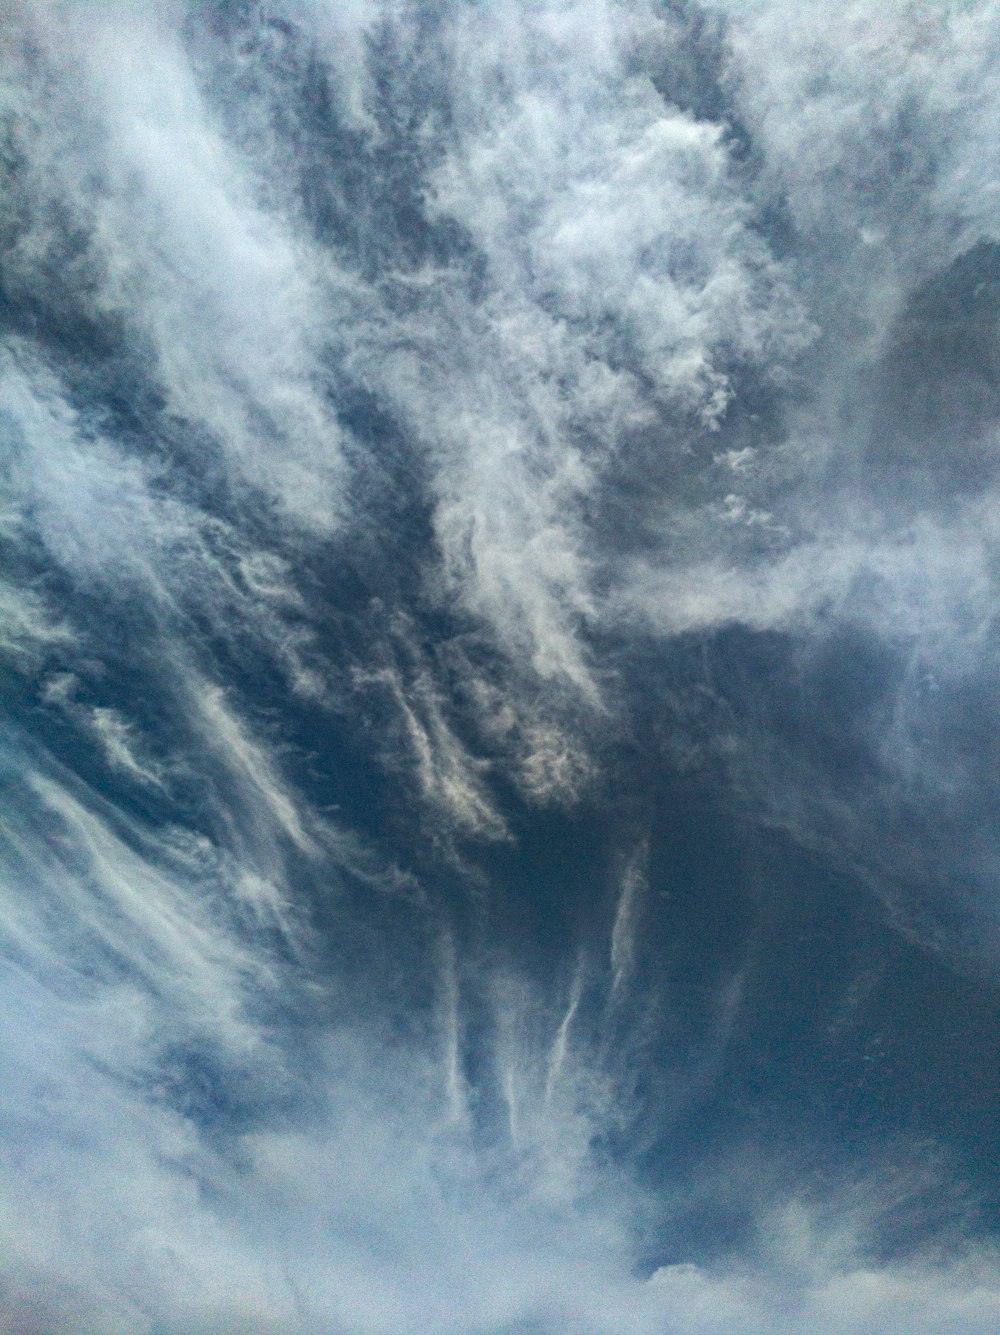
[2,2,1000,1331]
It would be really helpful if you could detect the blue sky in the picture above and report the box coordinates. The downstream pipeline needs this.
[2,2,1000,1331]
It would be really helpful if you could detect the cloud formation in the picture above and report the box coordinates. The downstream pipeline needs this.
[2,1,1000,1331]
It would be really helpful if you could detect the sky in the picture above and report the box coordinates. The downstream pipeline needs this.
[2,1,1000,1331]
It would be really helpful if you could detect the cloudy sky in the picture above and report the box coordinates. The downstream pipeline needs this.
[2,1,1000,1331]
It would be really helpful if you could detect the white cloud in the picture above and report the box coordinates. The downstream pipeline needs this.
[3,2,1000,1329]
[0,579,70,670]
[718,0,1000,264]
[360,659,510,841]
[0,765,270,1050]
[41,675,167,789]
[303,0,813,708]
[5,0,347,530]
[610,838,647,996]
[2,946,997,1335]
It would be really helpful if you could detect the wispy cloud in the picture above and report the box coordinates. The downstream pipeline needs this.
[2,0,1000,1330]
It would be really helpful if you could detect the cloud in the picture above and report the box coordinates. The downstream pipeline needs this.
[4,0,347,531]
[0,580,70,670]
[718,0,1000,265]
[354,650,510,842]
[2,1,1000,1330]
[2,930,998,1335]
[372,0,810,700]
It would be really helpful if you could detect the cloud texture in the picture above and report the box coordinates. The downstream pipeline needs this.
[2,1,1000,1331]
